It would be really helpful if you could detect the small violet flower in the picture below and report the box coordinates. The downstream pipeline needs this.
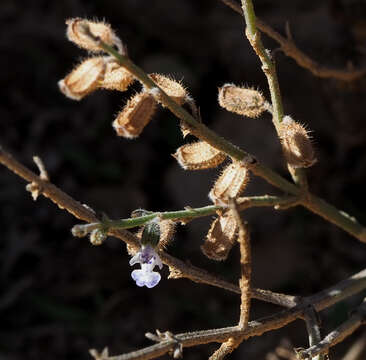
[129,244,163,288]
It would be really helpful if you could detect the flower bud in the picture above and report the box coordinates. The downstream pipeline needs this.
[112,92,157,138]
[58,57,106,100]
[173,141,226,170]
[66,18,123,53]
[218,84,266,118]
[201,212,238,261]
[148,74,187,105]
[209,161,250,205]
[279,116,316,168]
[141,220,161,247]
[101,61,134,91]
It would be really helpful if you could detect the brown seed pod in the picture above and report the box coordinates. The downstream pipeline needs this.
[101,61,134,91]
[173,141,226,170]
[201,212,238,261]
[58,57,106,100]
[209,161,250,205]
[148,74,187,105]
[112,92,157,138]
[218,84,266,118]
[279,116,316,168]
[66,18,123,53]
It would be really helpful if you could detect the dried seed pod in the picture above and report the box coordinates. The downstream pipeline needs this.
[173,141,226,170]
[218,84,266,118]
[149,74,187,105]
[112,92,157,138]
[58,57,106,100]
[66,18,123,53]
[158,219,176,250]
[209,161,250,205]
[279,116,316,168]
[101,61,134,91]
[201,212,238,261]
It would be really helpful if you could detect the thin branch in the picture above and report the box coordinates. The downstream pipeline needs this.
[208,337,242,360]
[220,0,366,81]
[106,269,366,360]
[297,298,366,359]
[303,304,325,360]
[72,195,295,234]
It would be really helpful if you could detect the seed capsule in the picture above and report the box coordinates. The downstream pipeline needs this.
[101,61,134,91]
[58,57,106,100]
[148,74,187,105]
[66,18,123,53]
[201,212,238,261]
[173,141,226,170]
[279,116,316,168]
[113,92,157,138]
[218,84,266,118]
[209,161,250,205]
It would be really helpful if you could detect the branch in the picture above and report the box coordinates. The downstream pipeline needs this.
[106,268,366,360]
[297,297,366,359]
[72,195,295,233]
[220,0,366,81]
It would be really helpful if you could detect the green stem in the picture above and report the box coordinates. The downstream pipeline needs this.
[240,0,284,126]
[74,195,291,233]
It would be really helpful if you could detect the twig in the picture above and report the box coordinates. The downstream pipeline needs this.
[219,0,366,81]
[303,304,325,360]
[72,195,295,233]
[208,337,241,360]
[106,269,366,360]
[297,298,366,359]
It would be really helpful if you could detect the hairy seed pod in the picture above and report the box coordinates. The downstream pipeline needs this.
[209,161,250,205]
[101,60,134,91]
[201,212,238,261]
[158,219,176,250]
[218,84,266,118]
[279,116,316,168]
[58,57,106,100]
[148,74,187,105]
[113,92,157,138]
[173,141,226,170]
[66,18,123,53]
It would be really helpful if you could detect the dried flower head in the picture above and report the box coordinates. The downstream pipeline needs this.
[279,116,316,168]
[218,84,266,118]
[101,60,134,91]
[89,228,107,246]
[66,18,123,53]
[209,161,250,205]
[112,92,157,138]
[148,74,187,106]
[201,211,238,261]
[173,141,226,170]
[58,57,106,100]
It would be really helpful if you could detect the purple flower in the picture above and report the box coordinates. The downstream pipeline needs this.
[129,245,163,288]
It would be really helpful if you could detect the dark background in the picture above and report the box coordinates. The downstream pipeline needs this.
[1,0,366,359]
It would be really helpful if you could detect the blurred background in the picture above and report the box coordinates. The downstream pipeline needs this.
[1,0,366,359]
